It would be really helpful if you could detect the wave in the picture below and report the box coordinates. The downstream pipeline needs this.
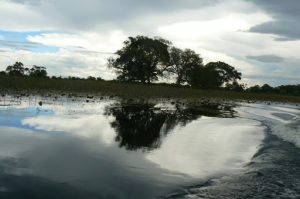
[237,103,300,148]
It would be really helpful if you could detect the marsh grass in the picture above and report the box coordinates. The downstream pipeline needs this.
[0,76,299,103]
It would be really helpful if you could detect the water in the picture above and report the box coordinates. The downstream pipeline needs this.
[0,95,299,198]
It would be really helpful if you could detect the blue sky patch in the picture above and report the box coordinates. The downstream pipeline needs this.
[0,106,55,131]
[0,30,59,53]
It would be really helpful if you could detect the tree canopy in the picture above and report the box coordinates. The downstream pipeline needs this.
[108,36,171,84]
[199,61,242,89]
[168,47,204,85]
[108,35,242,89]
[29,65,48,78]
[4,62,48,78]
[168,50,241,88]
[6,62,25,76]
[246,84,300,96]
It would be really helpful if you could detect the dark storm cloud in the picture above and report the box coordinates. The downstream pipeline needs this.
[248,0,300,40]
[246,55,285,63]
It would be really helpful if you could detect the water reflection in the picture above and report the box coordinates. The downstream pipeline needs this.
[0,127,183,199]
[105,102,236,151]
[146,118,265,177]
[23,115,116,145]
[0,99,271,199]
[0,156,99,199]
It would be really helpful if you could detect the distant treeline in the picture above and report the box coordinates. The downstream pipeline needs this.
[0,36,299,97]
[0,61,103,81]
[0,61,299,97]
[245,84,300,97]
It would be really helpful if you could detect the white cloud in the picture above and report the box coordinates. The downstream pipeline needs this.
[0,0,51,31]
[27,30,127,53]
[0,48,116,79]
[0,30,130,79]
[155,10,300,86]
[0,0,299,85]
[156,13,269,81]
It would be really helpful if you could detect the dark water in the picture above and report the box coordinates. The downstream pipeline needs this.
[0,96,299,198]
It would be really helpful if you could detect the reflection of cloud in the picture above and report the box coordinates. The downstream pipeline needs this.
[22,115,116,145]
[0,127,46,157]
[146,118,264,178]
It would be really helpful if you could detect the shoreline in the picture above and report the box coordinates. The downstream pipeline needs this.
[0,77,299,104]
[0,90,299,108]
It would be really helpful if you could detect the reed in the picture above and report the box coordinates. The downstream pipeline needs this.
[0,76,299,103]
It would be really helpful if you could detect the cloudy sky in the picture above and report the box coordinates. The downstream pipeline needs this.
[0,0,299,86]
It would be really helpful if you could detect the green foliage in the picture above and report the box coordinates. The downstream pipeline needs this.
[6,62,25,76]
[68,76,83,80]
[87,76,96,81]
[168,57,242,89]
[225,81,246,92]
[51,76,63,80]
[247,84,300,96]
[5,62,48,78]
[109,36,242,89]
[201,62,242,89]
[0,71,6,76]
[108,36,171,84]
[168,47,204,86]
[261,84,273,93]
[276,85,300,96]
[247,85,261,93]
[0,76,299,103]
[29,65,48,78]
[168,47,184,84]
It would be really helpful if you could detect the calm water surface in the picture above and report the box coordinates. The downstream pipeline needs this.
[0,96,299,198]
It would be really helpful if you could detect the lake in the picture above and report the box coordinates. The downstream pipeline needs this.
[0,95,299,198]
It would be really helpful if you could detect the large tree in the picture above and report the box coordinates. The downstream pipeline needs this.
[181,49,204,87]
[108,36,171,83]
[200,61,242,89]
[169,47,204,86]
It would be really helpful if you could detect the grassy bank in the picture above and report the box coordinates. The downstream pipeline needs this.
[0,76,299,103]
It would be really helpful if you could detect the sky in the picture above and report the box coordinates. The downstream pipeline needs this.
[0,0,299,86]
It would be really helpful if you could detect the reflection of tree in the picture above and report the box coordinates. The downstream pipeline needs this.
[106,104,165,151]
[106,102,235,151]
